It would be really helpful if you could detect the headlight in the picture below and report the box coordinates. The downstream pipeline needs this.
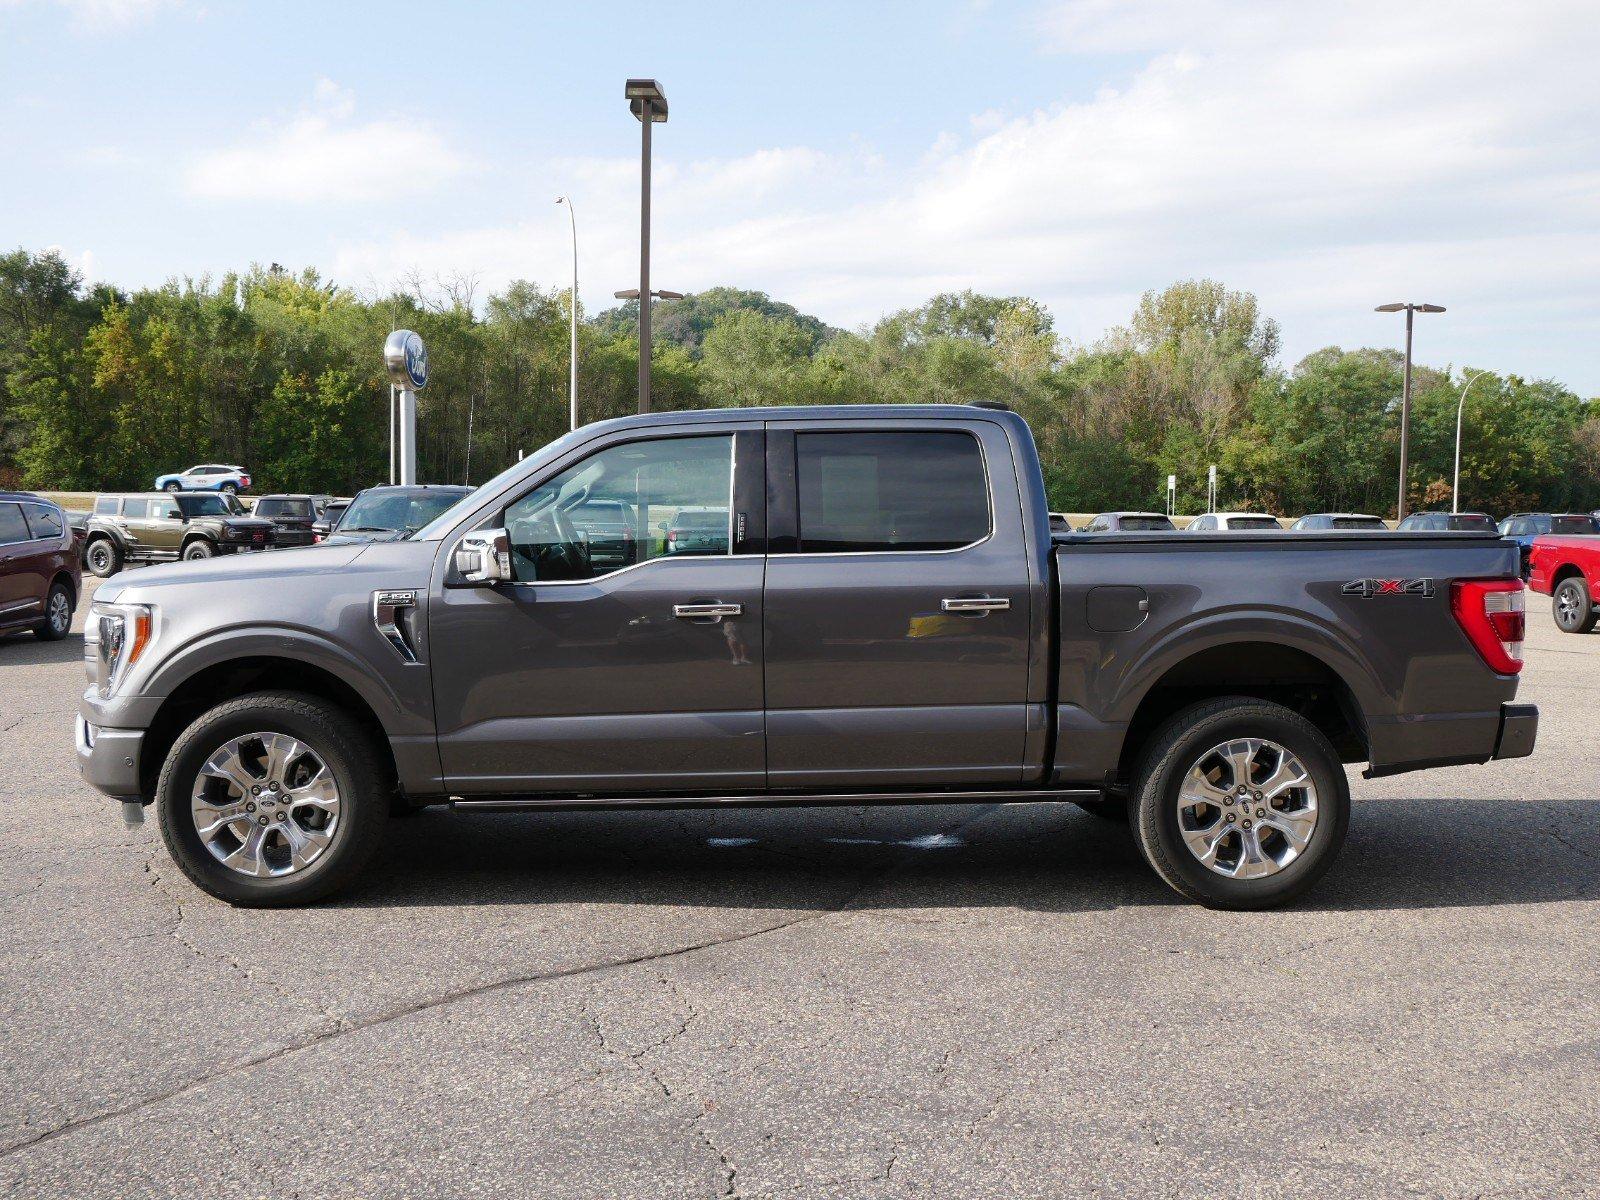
[87,602,154,698]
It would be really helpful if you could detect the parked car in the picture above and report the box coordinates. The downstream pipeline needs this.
[1395,511,1497,532]
[323,485,473,544]
[1529,535,1600,634]
[81,491,276,577]
[252,494,333,548]
[0,492,81,641]
[77,405,1535,910]
[154,464,252,494]
[1187,512,1284,531]
[1291,513,1388,531]
[311,500,349,542]
[1048,512,1073,535]
[1498,513,1598,578]
[663,507,731,555]
[1078,511,1177,533]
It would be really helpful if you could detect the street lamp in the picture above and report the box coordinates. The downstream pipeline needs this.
[1452,369,1493,513]
[1375,301,1445,520]
[555,196,578,431]
[626,78,668,413]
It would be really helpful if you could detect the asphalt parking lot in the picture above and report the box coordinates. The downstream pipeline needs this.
[0,580,1596,1199]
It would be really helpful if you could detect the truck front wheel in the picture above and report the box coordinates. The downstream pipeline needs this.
[155,692,390,906]
[1129,697,1349,910]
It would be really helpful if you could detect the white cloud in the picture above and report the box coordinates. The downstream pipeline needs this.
[2,0,186,32]
[184,80,468,206]
[331,0,1600,386]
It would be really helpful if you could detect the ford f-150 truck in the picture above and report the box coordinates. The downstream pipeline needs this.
[76,405,1538,909]
[1529,535,1600,633]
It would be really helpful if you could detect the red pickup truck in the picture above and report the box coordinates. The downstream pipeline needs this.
[1529,536,1600,633]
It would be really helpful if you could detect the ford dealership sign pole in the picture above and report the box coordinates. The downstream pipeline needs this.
[383,330,428,486]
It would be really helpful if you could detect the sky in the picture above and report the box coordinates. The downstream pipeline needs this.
[4,0,1599,392]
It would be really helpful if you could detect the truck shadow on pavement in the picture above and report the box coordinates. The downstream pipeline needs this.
[346,796,1599,915]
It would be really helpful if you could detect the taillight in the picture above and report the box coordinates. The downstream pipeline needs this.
[1451,579,1525,674]
[667,530,677,544]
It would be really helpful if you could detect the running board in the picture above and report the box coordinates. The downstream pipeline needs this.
[449,786,1100,813]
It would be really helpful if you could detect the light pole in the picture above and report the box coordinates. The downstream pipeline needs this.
[1452,369,1493,514]
[555,195,579,431]
[1375,301,1445,520]
[625,79,667,413]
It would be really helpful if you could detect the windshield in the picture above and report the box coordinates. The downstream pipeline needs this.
[1330,516,1386,530]
[175,494,230,518]
[1120,516,1175,531]
[338,489,470,535]
[256,498,313,518]
[1229,517,1282,530]
[1552,515,1597,535]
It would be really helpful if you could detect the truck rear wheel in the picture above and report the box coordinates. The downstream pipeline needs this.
[1553,578,1596,634]
[1129,697,1349,910]
[156,691,390,906]
[84,536,122,578]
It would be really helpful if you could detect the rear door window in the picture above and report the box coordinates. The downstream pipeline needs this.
[122,499,149,519]
[793,432,989,554]
[0,503,28,545]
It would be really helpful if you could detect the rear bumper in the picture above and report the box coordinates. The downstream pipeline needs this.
[76,715,144,802]
[1493,703,1538,760]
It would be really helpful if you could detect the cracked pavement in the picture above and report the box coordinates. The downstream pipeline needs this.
[0,581,1596,1198]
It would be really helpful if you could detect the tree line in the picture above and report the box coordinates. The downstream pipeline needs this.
[2,248,1596,516]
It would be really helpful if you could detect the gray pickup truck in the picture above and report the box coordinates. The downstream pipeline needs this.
[77,405,1537,909]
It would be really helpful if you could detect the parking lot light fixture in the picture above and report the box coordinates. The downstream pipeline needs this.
[1375,301,1446,521]
[626,79,667,414]
[556,196,579,431]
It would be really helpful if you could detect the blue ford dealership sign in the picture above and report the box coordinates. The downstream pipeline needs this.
[383,329,429,390]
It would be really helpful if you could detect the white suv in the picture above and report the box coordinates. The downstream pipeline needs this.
[153,464,251,494]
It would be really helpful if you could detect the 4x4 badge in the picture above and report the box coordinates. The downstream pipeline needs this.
[1342,578,1434,598]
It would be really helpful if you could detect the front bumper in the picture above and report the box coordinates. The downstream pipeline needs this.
[76,715,144,802]
[1493,703,1538,760]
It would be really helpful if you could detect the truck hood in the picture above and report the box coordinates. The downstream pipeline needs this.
[94,543,376,605]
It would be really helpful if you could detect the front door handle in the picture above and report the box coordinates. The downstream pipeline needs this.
[674,602,742,621]
[941,597,1011,614]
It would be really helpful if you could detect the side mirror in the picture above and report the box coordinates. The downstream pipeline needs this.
[168,511,185,521]
[454,528,512,584]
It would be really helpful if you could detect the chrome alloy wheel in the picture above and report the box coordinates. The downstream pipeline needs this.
[190,732,341,878]
[1176,738,1319,879]
[47,590,71,634]
[1556,582,1584,627]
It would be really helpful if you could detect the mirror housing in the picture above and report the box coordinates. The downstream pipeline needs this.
[454,528,512,584]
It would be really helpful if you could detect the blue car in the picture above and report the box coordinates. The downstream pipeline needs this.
[1498,512,1598,577]
[153,463,252,494]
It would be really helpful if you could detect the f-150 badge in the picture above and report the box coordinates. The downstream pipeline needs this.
[1342,578,1434,598]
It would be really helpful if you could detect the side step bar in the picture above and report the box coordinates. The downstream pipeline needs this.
[450,786,1101,814]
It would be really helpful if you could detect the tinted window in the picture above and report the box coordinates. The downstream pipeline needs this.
[1552,516,1596,535]
[122,499,149,519]
[0,503,28,544]
[1330,517,1385,530]
[1120,515,1176,531]
[23,504,64,538]
[151,497,180,520]
[795,432,987,554]
[177,494,230,517]
[94,497,118,515]
[1230,517,1282,530]
[1450,514,1494,531]
[257,498,313,518]
[504,435,732,582]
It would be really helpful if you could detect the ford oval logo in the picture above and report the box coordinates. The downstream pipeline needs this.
[383,329,429,391]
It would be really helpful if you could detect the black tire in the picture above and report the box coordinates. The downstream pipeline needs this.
[182,538,216,561]
[1129,697,1350,910]
[1553,578,1596,634]
[164,481,182,493]
[34,580,73,641]
[221,482,238,495]
[156,691,390,906]
[1074,794,1130,823]
[84,536,122,578]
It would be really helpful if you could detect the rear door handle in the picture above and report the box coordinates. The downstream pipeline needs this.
[674,602,742,621]
[941,597,1011,614]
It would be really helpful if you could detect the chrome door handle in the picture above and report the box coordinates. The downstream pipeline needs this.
[674,602,742,621]
[941,597,1011,614]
